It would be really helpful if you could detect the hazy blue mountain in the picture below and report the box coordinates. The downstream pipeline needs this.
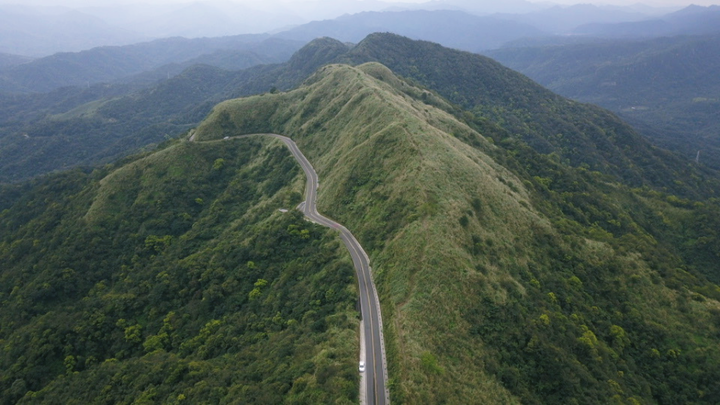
[493,4,651,34]
[0,53,34,70]
[488,34,720,169]
[405,0,544,14]
[574,5,720,38]
[0,36,304,94]
[182,38,307,69]
[274,10,544,52]
[80,0,394,32]
[3,32,715,197]
[499,36,615,49]
[0,36,343,181]
[118,2,301,38]
[116,37,308,88]
[0,5,146,57]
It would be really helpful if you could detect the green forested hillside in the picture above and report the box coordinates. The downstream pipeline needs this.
[0,37,344,183]
[0,36,303,94]
[193,62,720,404]
[487,34,720,170]
[3,35,720,405]
[0,64,258,182]
[4,32,717,195]
[0,137,358,403]
[338,33,719,199]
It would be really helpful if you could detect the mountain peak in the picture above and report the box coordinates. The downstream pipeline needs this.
[669,4,717,17]
[285,36,350,72]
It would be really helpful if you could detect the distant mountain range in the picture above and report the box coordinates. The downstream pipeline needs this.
[0,5,147,57]
[574,4,720,38]
[0,7,546,94]
[12,4,714,95]
[0,36,304,94]
[2,33,716,200]
[273,10,544,52]
[3,31,720,405]
[493,4,651,34]
[400,0,544,14]
[488,33,720,169]
[0,2,688,58]
[0,53,34,70]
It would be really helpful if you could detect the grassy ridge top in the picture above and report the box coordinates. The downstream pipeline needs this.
[195,62,720,403]
[196,62,543,402]
[338,33,720,199]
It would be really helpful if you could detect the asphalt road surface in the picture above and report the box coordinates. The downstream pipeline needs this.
[202,133,390,404]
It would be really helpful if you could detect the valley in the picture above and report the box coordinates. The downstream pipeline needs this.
[1,4,720,404]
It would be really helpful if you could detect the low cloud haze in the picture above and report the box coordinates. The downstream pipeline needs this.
[0,0,717,56]
[1,0,716,7]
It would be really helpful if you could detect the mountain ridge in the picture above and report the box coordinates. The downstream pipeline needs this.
[337,33,718,198]
[192,61,720,403]
[0,35,304,94]
[2,52,720,403]
[487,33,720,169]
[273,10,544,52]
[2,32,718,201]
[573,4,720,38]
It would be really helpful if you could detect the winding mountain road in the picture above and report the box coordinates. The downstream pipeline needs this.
[195,132,389,405]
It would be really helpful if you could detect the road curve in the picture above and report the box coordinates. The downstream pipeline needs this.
[198,133,390,405]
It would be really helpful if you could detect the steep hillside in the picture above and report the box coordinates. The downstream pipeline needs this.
[0,136,358,403]
[339,33,718,198]
[488,34,720,169]
[3,32,719,198]
[0,37,347,183]
[194,63,720,404]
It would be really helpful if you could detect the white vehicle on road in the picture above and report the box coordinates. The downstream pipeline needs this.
[359,361,366,372]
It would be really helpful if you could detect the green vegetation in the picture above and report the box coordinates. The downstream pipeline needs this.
[195,62,720,403]
[3,34,720,404]
[0,36,302,94]
[488,34,720,169]
[0,37,342,183]
[0,65,254,182]
[4,32,718,196]
[0,137,358,403]
[338,33,720,199]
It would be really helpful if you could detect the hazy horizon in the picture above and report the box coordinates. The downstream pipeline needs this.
[1,0,718,57]
[1,0,717,9]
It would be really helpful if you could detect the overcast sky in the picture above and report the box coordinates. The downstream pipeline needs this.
[1,0,717,7]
